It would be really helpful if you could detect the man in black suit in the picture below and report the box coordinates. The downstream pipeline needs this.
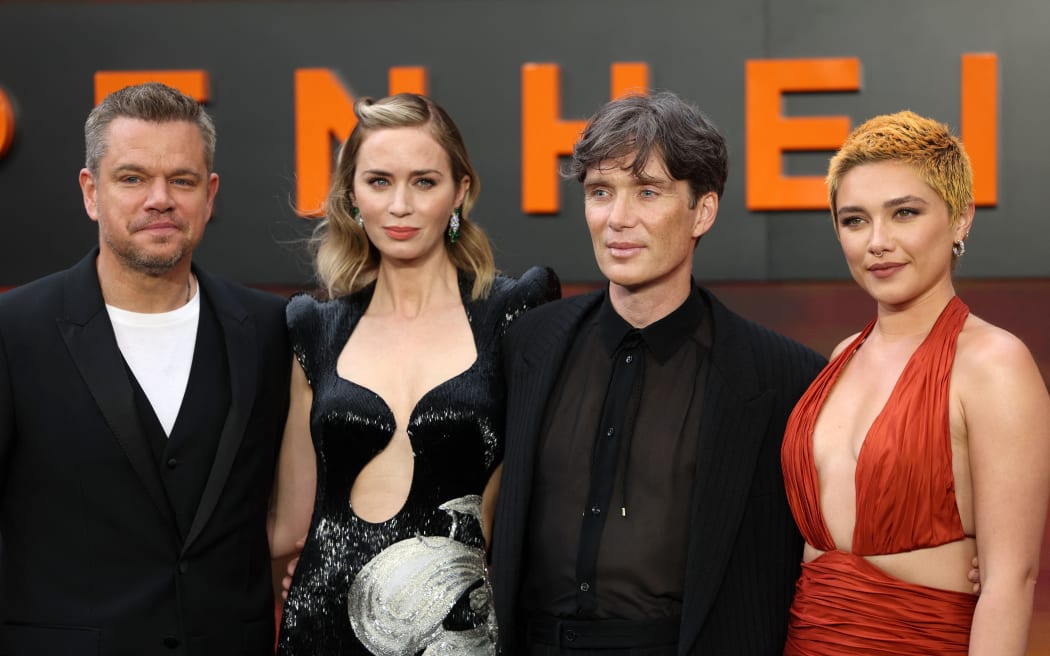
[492,92,825,655]
[0,82,290,655]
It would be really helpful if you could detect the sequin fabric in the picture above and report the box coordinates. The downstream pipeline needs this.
[278,267,559,656]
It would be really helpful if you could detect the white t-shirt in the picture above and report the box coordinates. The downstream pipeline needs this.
[106,287,200,437]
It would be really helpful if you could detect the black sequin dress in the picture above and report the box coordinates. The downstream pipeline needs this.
[277,268,558,656]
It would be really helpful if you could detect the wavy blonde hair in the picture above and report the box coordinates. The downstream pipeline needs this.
[827,110,973,226]
[312,93,495,299]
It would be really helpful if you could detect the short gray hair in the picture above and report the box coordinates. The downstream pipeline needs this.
[569,91,728,205]
[84,82,216,175]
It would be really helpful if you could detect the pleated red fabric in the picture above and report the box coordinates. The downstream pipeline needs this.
[781,296,976,654]
[784,551,975,655]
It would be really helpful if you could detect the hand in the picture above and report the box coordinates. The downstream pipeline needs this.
[281,536,306,601]
[968,555,981,595]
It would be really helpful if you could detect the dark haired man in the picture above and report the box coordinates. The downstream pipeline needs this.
[492,91,825,655]
[0,82,289,655]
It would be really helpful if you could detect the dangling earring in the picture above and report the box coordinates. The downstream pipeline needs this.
[447,208,461,244]
[352,206,364,228]
[952,239,966,257]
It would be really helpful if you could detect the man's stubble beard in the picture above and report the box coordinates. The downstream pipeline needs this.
[101,227,189,277]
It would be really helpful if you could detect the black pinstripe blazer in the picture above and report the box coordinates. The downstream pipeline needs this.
[0,249,290,655]
[491,285,825,655]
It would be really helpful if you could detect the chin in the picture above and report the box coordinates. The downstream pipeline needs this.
[599,262,640,284]
[866,287,923,309]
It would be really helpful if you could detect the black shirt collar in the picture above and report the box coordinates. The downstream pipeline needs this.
[598,285,705,363]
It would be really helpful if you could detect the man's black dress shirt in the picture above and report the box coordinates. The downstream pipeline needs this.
[522,287,711,620]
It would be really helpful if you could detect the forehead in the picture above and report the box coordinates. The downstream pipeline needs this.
[356,126,450,170]
[583,150,673,185]
[101,117,207,170]
[837,160,935,200]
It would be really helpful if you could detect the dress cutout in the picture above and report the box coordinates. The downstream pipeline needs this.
[781,296,976,655]
[277,268,558,656]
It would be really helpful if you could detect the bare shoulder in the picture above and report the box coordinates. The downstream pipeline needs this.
[955,314,1040,377]
[829,331,862,361]
[953,313,1049,422]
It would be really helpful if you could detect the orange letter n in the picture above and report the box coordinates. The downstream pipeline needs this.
[295,69,356,217]
[746,58,860,211]
[294,67,427,217]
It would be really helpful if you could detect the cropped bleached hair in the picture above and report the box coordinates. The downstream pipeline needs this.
[827,110,973,226]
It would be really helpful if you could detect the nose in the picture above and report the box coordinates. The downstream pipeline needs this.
[606,194,635,230]
[868,217,893,256]
[143,179,174,213]
[388,183,412,217]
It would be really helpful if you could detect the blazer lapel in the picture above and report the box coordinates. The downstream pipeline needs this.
[504,291,603,502]
[678,290,775,650]
[181,269,256,554]
[57,250,177,529]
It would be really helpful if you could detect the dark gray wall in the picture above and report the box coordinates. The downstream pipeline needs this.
[1,0,1047,286]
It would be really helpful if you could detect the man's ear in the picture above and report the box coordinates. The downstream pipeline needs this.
[204,172,219,225]
[79,168,99,222]
[691,191,718,240]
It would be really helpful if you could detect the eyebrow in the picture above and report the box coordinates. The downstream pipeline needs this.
[583,172,671,187]
[884,195,928,207]
[361,168,443,177]
[837,195,929,215]
[635,174,670,187]
[112,164,202,180]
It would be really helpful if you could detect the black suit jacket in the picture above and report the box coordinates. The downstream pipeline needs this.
[0,250,291,656]
[492,286,825,655]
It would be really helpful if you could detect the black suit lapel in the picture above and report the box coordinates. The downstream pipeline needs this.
[678,290,775,652]
[57,250,177,530]
[504,291,603,500]
[181,269,255,554]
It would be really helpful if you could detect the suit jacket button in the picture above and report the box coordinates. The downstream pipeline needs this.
[166,458,178,469]
[178,561,189,574]
[163,635,180,648]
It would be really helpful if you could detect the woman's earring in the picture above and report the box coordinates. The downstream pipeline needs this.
[352,206,364,228]
[952,239,966,257]
[447,208,461,244]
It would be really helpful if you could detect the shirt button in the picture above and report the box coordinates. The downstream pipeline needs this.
[166,458,178,469]
[590,506,601,515]
[625,354,634,364]
[579,582,590,592]
[565,629,577,642]
[163,635,180,648]
[606,427,615,438]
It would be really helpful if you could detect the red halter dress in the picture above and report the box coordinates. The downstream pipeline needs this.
[781,296,977,655]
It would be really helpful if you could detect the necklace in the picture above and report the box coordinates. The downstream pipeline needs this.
[186,276,193,303]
